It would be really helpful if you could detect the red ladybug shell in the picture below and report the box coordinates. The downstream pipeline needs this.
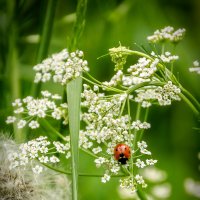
[114,144,131,164]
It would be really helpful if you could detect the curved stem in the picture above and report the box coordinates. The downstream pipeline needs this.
[180,86,200,112]
[40,118,66,141]
[179,93,199,117]
[127,49,200,117]
[42,163,127,177]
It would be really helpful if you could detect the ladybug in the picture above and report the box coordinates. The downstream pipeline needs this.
[114,143,131,164]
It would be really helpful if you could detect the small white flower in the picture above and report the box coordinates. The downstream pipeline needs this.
[6,116,16,123]
[136,159,146,168]
[14,107,24,114]
[66,151,71,159]
[94,157,107,168]
[50,155,60,163]
[41,90,52,97]
[101,173,110,183]
[135,174,145,184]
[29,120,40,129]
[39,155,49,163]
[137,141,148,149]
[17,120,27,129]
[32,165,43,174]
[146,159,157,165]
[12,99,22,107]
[141,149,151,155]
[92,146,102,154]
[193,60,199,67]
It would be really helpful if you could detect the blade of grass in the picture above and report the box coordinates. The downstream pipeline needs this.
[67,77,82,200]
[67,0,87,199]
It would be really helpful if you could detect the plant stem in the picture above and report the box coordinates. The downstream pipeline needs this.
[40,119,66,141]
[179,93,199,117]
[136,188,148,200]
[6,1,25,142]
[42,163,127,177]
[32,0,57,97]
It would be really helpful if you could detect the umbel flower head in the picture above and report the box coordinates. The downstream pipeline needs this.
[0,134,71,200]
[33,49,89,85]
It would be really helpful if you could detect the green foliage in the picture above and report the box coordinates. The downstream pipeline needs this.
[1,0,200,200]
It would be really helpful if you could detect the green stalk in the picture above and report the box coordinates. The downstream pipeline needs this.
[32,0,57,97]
[179,93,199,117]
[42,163,127,177]
[66,1,87,199]
[136,188,148,200]
[138,108,149,141]
[40,119,66,141]
[6,1,25,142]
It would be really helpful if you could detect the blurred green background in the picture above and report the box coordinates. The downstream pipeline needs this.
[0,0,200,199]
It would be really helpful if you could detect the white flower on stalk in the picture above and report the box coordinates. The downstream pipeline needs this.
[135,81,181,107]
[6,91,68,130]
[6,116,16,123]
[33,49,89,85]
[17,119,27,129]
[29,120,40,129]
[94,157,107,168]
[101,173,111,183]
[39,156,49,163]
[136,159,146,168]
[147,26,185,43]
[189,60,200,75]
[146,159,158,165]
[131,120,151,130]
[92,146,102,154]
[32,165,43,174]
[50,156,60,163]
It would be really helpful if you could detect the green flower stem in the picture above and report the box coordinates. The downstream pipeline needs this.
[81,75,123,93]
[85,71,102,85]
[42,163,127,177]
[32,0,57,97]
[138,108,149,141]
[180,86,200,113]
[136,188,148,200]
[179,93,199,116]
[126,81,164,94]
[80,147,99,158]
[40,119,66,141]
[127,96,134,175]
[119,98,127,116]
[133,103,142,149]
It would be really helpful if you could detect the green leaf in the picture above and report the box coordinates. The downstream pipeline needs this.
[67,77,82,200]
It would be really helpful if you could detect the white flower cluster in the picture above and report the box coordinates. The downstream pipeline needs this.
[33,49,89,85]
[123,57,159,86]
[103,70,123,87]
[151,51,179,63]
[8,136,71,174]
[189,60,200,75]
[120,175,147,192]
[135,81,181,107]
[103,57,159,87]
[79,84,156,190]
[147,26,186,43]
[6,91,68,129]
